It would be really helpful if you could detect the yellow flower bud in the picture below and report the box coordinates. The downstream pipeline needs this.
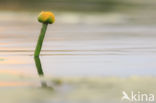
[38,11,55,24]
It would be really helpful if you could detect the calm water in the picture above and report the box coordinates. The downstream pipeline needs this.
[0,11,156,103]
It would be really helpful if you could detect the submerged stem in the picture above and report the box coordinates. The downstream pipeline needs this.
[34,56,48,87]
[34,56,44,76]
[34,23,48,57]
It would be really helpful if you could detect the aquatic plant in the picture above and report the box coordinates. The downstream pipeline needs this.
[34,56,44,76]
[34,11,55,57]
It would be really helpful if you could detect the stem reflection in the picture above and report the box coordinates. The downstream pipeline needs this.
[34,56,47,87]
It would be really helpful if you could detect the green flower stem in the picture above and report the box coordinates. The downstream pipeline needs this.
[34,56,48,87]
[34,56,44,76]
[34,23,48,57]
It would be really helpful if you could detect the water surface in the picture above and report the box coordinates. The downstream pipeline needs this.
[0,11,156,103]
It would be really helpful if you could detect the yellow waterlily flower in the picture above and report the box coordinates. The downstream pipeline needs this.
[38,11,55,24]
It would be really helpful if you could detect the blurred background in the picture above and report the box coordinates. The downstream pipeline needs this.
[0,0,156,24]
[0,0,156,103]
